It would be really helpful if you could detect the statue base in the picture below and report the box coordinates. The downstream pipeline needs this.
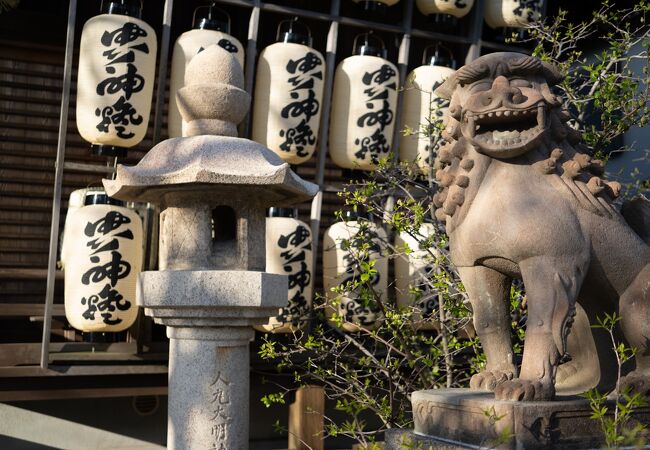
[386,388,650,449]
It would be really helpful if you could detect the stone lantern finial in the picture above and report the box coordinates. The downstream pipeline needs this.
[176,44,250,137]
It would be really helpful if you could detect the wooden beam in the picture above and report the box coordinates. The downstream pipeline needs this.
[465,0,486,64]
[0,342,169,367]
[0,364,168,378]
[288,386,325,450]
[0,268,63,280]
[0,303,65,317]
[0,39,64,64]
[0,386,167,402]
[51,351,168,362]
[62,161,116,174]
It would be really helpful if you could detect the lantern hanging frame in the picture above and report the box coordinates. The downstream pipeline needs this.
[339,208,372,222]
[422,43,456,69]
[100,0,143,18]
[353,31,387,59]
[84,191,125,206]
[427,10,458,32]
[276,17,313,47]
[354,1,391,16]
[267,207,298,219]
[192,2,231,32]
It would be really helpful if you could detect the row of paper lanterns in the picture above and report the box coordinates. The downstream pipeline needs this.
[75,0,544,166]
[67,0,542,334]
[260,208,441,333]
[358,0,544,30]
[61,191,439,334]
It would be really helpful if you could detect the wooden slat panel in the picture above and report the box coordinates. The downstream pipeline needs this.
[0,342,170,367]
[0,365,169,378]
[0,46,150,277]
[0,18,299,362]
[0,386,168,402]
[0,304,65,316]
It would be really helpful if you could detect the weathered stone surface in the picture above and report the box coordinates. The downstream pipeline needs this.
[176,44,249,137]
[184,44,244,89]
[136,269,286,450]
[167,327,252,450]
[384,429,464,450]
[407,389,650,450]
[155,201,267,272]
[103,135,318,206]
[138,270,287,327]
[137,270,287,450]
[103,136,317,272]
[103,33,317,450]
[432,52,650,402]
[176,84,249,136]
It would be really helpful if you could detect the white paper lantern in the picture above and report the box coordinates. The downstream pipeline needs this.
[399,48,455,174]
[329,35,399,171]
[255,208,313,333]
[322,213,388,331]
[62,194,143,332]
[484,0,544,29]
[168,6,244,138]
[76,1,157,157]
[394,223,440,329]
[416,0,475,31]
[416,0,474,18]
[252,21,325,165]
[60,187,105,269]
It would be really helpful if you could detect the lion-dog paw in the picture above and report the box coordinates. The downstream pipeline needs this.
[470,370,515,391]
[494,379,555,401]
[619,372,650,397]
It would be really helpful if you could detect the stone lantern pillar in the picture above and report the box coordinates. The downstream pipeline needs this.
[104,45,318,450]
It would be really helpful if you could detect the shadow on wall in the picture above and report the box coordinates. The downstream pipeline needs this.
[0,436,59,450]
[0,400,166,449]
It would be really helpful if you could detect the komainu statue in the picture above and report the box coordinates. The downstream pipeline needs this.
[433,52,650,401]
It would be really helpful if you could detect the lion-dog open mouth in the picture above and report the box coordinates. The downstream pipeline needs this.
[462,102,548,156]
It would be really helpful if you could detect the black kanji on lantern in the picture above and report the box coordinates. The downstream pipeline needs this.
[94,21,150,139]
[275,224,312,325]
[80,210,135,325]
[352,64,397,164]
[278,52,323,157]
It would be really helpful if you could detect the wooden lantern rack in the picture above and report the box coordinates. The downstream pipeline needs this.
[0,0,540,401]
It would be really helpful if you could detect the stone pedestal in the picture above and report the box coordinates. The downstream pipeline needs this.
[168,328,251,450]
[138,270,287,450]
[392,388,650,450]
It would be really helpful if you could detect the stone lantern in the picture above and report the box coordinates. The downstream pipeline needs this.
[104,45,318,450]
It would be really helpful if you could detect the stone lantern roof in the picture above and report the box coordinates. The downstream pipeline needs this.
[102,43,318,206]
[103,134,318,206]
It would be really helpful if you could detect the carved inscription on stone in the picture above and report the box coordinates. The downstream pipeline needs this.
[209,371,232,450]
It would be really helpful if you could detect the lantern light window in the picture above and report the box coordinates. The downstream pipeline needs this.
[211,205,237,242]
